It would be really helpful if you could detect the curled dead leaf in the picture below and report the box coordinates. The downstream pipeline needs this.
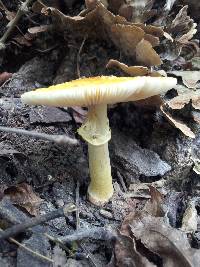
[3,183,43,216]
[33,2,162,66]
[136,39,162,66]
[161,6,198,61]
[106,59,149,76]
[130,215,200,267]
[168,71,200,89]
[144,33,159,47]
[166,91,200,110]
[111,23,144,55]
[0,72,12,85]
[160,106,195,138]
[28,25,51,35]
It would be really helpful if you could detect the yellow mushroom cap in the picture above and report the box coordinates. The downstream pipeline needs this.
[21,76,177,107]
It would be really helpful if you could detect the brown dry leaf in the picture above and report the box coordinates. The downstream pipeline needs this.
[114,233,156,267]
[3,183,43,216]
[33,1,162,65]
[12,35,32,47]
[111,23,144,55]
[0,1,16,21]
[166,91,200,110]
[106,59,149,76]
[106,59,164,77]
[0,72,12,85]
[28,25,51,35]
[136,39,162,66]
[168,71,200,89]
[138,24,163,37]
[108,0,125,14]
[144,33,159,47]
[161,6,198,61]
[130,215,200,267]
[143,185,164,217]
[117,0,156,23]
[112,210,156,267]
[160,106,195,138]
[85,0,108,9]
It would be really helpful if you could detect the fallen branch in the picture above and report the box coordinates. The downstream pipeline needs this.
[0,126,79,145]
[59,227,116,243]
[0,0,36,49]
[0,203,76,241]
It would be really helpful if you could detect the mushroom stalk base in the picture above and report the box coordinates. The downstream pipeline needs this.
[88,142,113,206]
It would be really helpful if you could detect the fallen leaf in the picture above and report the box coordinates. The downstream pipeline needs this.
[181,200,197,233]
[118,0,156,23]
[144,33,159,47]
[114,233,156,267]
[108,0,124,14]
[0,72,12,85]
[12,35,32,47]
[161,106,195,138]
[34,2,162,65]
[143,185,164,217]
[161,6,198,61]
[166,91,200,110]
[111,23,145,55]
[168,71,200,89]
[136,39,162,66]
[130,215,200,267]
[28,25,51,35]
[106,59,149,76]
[3,183,43,216]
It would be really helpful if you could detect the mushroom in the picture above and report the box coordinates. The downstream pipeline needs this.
[21,76,177,206]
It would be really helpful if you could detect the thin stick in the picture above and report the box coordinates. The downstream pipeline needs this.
[117,171,127,193]
[0,0,35,49]
[0,228,53,263]
[45,233,74,256]
[77,35,87,78]
[0,204,76,241]
[59,227,115,243]
[0,126,78,145]
[76,180,80,230]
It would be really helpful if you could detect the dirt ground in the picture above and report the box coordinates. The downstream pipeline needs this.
[0,1,200,266]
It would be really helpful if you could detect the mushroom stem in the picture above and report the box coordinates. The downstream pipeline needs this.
[81,104,113,205]
[88,141,113,205]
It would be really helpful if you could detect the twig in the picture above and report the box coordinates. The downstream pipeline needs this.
[0,126,79,145]
[59,227,115,243]
[117,171,127,193]
[0,228,53,263]
[76,180,80,230]
[0,203,76,241]
[45,233,74,256]
[0,0,36,49]
[76,35,87,78]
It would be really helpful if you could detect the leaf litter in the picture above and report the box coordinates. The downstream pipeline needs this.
[112,187,200,267]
